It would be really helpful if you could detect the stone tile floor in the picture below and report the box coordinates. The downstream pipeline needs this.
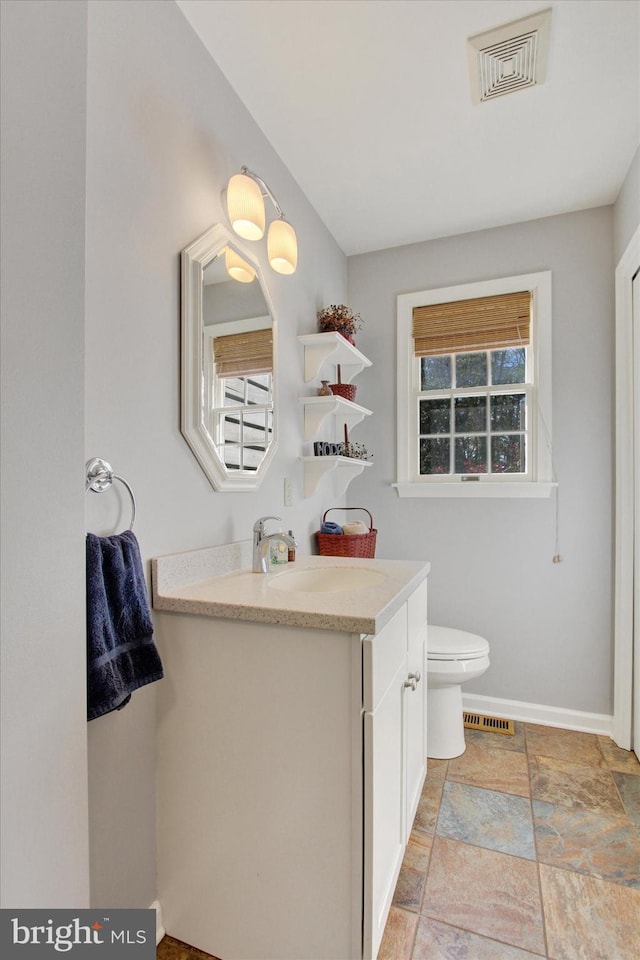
[380,723,639,960]
[157,723,639,960]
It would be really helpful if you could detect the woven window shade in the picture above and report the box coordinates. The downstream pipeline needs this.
[213,328,273,377]
[412,291,531,357]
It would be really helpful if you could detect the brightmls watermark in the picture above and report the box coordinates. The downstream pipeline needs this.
[0,910,155,957]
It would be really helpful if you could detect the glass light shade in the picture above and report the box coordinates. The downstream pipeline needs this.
[225,247,256,284]
[226,173,265,240]
[268,219,298,275]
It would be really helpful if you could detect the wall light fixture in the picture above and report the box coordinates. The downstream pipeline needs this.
[224,246,256,284]
[225,166,298,276]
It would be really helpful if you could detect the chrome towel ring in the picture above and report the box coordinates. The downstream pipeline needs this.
[85,458,136,531]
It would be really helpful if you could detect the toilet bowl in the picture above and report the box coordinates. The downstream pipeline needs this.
[427,625,490,760]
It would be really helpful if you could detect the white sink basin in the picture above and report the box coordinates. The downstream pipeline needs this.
[268,566,388,594]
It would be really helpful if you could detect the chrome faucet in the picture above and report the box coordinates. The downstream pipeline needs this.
[252,516,296,573]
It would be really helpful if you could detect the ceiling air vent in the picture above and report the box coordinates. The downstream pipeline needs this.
[467,8,551,104]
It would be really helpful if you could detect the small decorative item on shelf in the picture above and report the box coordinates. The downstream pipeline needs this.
[317,304,363,345]
[345,442,372,461]
[330,382,357,402]
[318,380,332,396]
[314,441,342,456]
[313,441,372,460]
[329,364,357,402]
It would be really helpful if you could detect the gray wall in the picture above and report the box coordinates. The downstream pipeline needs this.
[1,0,347,913]
[348,207,615,717]
[84,0,346,908]
[614,146,640,263]
[1,0,90,907]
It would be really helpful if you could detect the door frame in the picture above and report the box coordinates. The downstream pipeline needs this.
[613,225,640,750]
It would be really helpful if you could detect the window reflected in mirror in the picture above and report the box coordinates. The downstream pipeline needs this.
[181,223,278,491]
[211,328,273,473]
[203,249,274,476]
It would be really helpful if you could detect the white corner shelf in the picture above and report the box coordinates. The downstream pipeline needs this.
[300,456,372,498]
[298,332,372,383]
[298,331,373,498]
[299,395,373,442]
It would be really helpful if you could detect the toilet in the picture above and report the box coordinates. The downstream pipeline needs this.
[427,625,490,759]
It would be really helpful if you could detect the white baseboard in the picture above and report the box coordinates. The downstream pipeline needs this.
[462,693,613,737]
[150,900,165,946]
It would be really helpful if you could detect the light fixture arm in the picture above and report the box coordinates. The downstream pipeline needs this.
[241,166,287,221]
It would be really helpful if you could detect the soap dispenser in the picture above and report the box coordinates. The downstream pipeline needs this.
[270,538,288,565]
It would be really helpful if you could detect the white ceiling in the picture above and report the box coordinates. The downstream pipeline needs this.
[177,0,640,256]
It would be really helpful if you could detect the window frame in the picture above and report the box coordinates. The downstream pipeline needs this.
[395,272,554,498]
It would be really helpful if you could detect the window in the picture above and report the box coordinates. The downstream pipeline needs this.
[395,272,553,498]
[209,325,273,473]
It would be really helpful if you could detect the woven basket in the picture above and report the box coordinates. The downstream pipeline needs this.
[316,507,377,558]
[329,383,357,403]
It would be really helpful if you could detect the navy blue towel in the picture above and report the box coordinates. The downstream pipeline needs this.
[86,529,163,721]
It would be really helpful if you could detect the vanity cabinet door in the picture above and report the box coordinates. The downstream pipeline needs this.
[361,584,429,959]
[362,656,406,960]
[405,581,428,838]
[362,605,407,960]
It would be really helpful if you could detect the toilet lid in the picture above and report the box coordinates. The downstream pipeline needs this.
[427,625,489,660]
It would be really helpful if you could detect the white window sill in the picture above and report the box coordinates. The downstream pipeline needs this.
[392,481,557,499]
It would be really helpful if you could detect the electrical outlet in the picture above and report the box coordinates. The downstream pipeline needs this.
[284,477,293,507]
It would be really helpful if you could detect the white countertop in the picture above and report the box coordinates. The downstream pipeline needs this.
[152,546,430,635]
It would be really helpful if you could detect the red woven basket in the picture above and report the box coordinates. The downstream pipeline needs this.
[316,507,377,558]
[329,383,357,402]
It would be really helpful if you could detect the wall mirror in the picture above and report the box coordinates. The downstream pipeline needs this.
[181,223,278,491]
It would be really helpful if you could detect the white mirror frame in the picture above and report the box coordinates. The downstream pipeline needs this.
[181,223,278,491]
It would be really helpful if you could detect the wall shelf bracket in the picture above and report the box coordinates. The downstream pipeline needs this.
[300,455,372,498]
[300,395,372,441]
[298,333,372,383]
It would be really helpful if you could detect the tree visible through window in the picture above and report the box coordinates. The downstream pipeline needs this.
[419,346,527,476]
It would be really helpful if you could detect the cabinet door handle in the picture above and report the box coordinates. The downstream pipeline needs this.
[408,671,422,684]
[404,677,417,691]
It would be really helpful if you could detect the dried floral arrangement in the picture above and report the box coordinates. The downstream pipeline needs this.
[343,441,372,461]
[317,304,363,339]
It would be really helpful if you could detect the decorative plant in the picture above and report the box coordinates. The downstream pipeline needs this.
[317,304,363,340]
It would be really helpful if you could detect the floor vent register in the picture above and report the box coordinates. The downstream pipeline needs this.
[463,712,515,736]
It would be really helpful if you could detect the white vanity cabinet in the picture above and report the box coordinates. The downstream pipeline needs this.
[155,574,428,960]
